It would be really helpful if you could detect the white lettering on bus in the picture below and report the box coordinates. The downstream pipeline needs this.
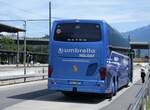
[58,48,96,57]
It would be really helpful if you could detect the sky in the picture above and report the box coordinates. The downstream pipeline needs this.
[0,0,150,37]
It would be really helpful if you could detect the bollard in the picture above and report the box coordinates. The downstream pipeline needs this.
[143,98,147,110]
[140,99,145,110]
[24,77,26,82]
[42,67,44,79]
[42,67,44,73]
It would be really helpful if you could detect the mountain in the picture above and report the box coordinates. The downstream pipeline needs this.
[122,25,150,42]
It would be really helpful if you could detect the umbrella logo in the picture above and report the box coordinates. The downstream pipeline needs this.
[58,48,63,54]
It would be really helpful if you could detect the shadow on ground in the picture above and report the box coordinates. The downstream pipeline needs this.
[8,89,107,104]
[8,89,51,100]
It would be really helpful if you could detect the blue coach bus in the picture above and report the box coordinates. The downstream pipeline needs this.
[48,19,133,98]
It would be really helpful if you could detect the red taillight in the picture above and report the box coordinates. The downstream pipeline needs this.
[48,65,53,77]
[99,67,107,80]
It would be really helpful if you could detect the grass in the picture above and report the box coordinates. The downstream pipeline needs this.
[147,97,150,110]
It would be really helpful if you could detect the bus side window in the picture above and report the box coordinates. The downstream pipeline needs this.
[111,53,120,62]
[114,56,119,62]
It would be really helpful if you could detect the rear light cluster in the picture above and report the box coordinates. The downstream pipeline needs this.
[99,67,107,80]
[48,65,53,77]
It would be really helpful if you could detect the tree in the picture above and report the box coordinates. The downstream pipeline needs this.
[0,37,17,51]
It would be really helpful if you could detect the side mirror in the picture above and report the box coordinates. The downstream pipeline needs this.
[107,58,112,63]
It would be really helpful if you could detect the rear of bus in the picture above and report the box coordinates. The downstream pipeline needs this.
[48,20,109,94]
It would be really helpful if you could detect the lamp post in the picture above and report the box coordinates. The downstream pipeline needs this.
[16,32,19,67]
[23,21,27,82]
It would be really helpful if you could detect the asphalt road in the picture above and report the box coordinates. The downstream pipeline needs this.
[101,81,143,110]
[0,63,149,110]
[0,80,51,110]
[0,80,142,110]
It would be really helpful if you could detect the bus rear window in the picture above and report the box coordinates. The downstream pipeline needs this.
[54,23,101,42]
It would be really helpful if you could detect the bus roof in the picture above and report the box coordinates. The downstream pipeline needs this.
[53,19,106,23]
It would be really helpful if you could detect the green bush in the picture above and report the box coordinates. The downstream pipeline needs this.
[0,37,17,51]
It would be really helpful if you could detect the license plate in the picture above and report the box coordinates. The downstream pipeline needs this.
[69,81,81,85]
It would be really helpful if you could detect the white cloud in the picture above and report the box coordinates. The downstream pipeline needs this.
[51,0,150,24]
[0,0,150,35]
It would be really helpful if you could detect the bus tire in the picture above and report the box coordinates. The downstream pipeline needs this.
[106,81,116,99]
[106,93,113,99]
[113,80,117,96]
[125,81,129,88]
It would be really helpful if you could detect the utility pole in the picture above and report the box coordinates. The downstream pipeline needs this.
[49,1,51,38]
[23,21,27,82]
[128,34,133,82]
[16,32,19,67]
[48,1,51,63]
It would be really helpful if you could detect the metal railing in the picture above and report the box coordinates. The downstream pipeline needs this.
[129,71,150,110]
[0,73,48,86]
[0,66,48,86]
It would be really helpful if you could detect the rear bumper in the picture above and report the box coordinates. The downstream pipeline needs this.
[48,78,107,94]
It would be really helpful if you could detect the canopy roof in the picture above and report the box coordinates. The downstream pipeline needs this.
[0,23,25,33]
[130,42,149,49]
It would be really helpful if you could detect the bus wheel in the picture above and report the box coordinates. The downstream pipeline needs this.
[125,80,129,88]
[106,92,113,99]
[106,81,115,99]
[113,80,117,96]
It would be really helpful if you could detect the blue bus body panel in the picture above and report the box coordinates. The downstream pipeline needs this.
[48,19,130,94]
[106,51,130,89]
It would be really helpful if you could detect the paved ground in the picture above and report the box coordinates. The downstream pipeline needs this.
[1,80,144,110]
[0,63,149,110]
[0,80,51,110]
[101,81,143,110]
[0,80,130,110]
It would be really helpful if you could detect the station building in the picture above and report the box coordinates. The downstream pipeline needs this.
[0,23,48,64]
